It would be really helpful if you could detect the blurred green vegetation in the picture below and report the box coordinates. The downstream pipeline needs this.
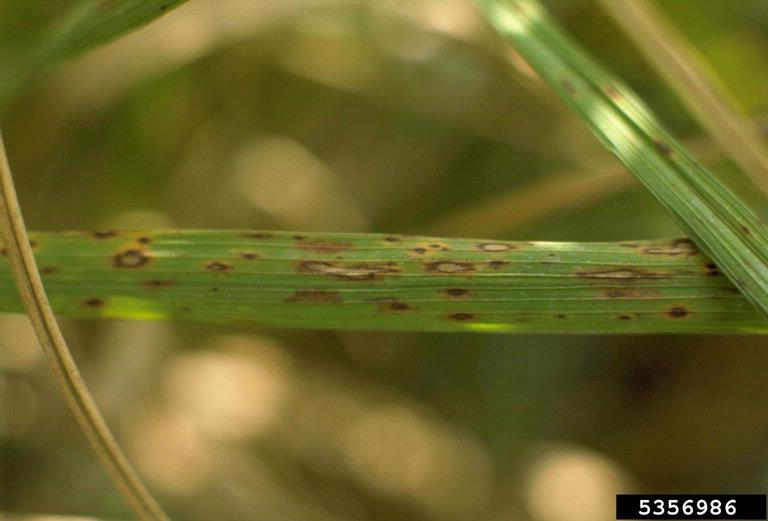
[2,1,768,520]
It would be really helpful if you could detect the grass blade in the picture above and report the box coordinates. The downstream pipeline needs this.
[0,137,169,520]
[0,230,764,334]
[429,164,635,237]
[475,0,768,318]
[431,114,768,236]
[597,0,768,197]
[1,0,188,110]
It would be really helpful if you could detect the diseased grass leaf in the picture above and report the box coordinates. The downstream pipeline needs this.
[476,0,768,319]
[1,0,188,110]
[1,230,765,334]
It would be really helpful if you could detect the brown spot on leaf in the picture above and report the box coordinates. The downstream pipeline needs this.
[617,314,633,321]
[425,261,476,274]
[384,236,401,243]
[705,262,722,276]
[641,239,697,256]
[555,314,567,319]
[668,306,690,319]
[448,312,475,321]
[83,297,105,308]
[137,236,152,245]
[488,260,509,269]
[286,290,342,303]
[477,242,515,252]
[443,288,472,298]
[113,249,151,268]
[205,260,233,272]
[411,242,450,256]
[293,235,306,241]
[40,266,59,275]
[654,139,673,157]
[577,267,670,280]
[93,230,116,239]
[240,252,259,260]
[741,225,752,236]
[298,260,400,281]
[297,240,353,254]
[374,298,412,312]
[143,279,175,288]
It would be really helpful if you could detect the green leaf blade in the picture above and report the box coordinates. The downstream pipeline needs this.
[0,230,763,334]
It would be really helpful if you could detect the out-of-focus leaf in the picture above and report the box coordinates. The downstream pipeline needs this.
[1,0,188,111]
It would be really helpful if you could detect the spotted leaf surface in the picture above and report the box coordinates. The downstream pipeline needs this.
[0,231,764,334]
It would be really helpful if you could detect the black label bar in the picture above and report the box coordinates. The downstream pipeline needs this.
[616,494,767,520]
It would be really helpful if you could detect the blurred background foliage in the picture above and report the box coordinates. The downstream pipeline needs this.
[2,0,768,520]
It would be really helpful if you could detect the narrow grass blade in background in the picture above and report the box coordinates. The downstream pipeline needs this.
[429,165,635,236]
[0,0,188,111]
[0,137,169,520]
[0,3,188,516]
[597,0,768,197]
[475,0,768,318]
[429,116,768,236]
[0,230,764,334]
